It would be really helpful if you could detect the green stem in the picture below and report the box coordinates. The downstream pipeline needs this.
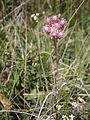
[24,0,27,114]
[53,39,58,116]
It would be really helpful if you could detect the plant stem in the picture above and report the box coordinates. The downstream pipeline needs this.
[75,0,79,32]
[53,39,58,116]
[24,0,27,113]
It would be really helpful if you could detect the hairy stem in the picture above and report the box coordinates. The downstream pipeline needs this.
[53,39,58,116]
[24,0,27,112]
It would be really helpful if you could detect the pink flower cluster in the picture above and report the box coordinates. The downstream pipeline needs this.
[43,16,66,39]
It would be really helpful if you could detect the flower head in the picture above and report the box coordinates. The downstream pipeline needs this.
[43,26,51,34]
[46,18,52,26]
[43,15,66,40]
[52,15,59,23]
[60,18,66,27]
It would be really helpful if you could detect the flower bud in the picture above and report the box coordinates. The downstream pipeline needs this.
[58,32,64,39]
[43,26,51,34]
[46,18,52,26]
[52,15,59,23]
[50,31,57,39]
[60,18,66,27]
[54,22,60,29]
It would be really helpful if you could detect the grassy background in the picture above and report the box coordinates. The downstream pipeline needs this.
[0,0,90,119]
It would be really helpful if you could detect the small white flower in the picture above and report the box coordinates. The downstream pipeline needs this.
[62,115,66,120]
[56,104,62,111]
[69,114,75,120]
[36,20,38,23]
[36,13,39,16]
[72,102,78,108]
[66,116,69,120]
[30,12,39,22]
[42,11,45,15]
[33,16,37,21]
[31,14,35,18]
[78,97,85,104]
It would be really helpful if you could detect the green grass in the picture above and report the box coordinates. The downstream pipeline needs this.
[0,0,90,120]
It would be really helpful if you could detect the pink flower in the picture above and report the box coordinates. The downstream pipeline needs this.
[43,15,66,40]
[52,15,59,23]
[54,22,60,29]
[58,32,65,39]
[50,31,57,39]
[45,18,52,26]
[43,26,51,34]
[59,18,66,27]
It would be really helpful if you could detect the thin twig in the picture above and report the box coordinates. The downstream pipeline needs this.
[0,110,38,118]
[16,113,21,120]
[38,92,53,118]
